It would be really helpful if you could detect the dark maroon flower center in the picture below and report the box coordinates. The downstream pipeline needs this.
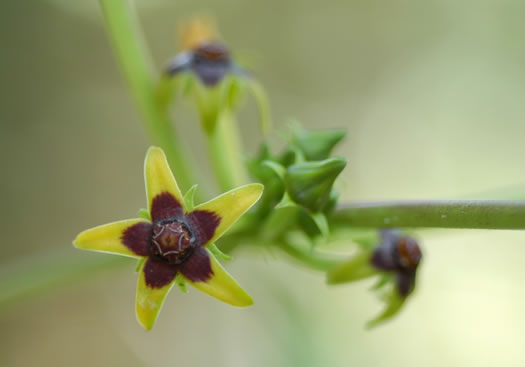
[150,220,195,265]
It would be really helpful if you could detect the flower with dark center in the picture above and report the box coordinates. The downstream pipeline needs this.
[158,17,271,136]
[74,147,263,330]
[371,229,422,296]
[166,42,245,87]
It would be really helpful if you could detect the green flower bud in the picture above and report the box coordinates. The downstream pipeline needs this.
[292,124,346,161]
[284,157,346,212]
[247,144,285,216]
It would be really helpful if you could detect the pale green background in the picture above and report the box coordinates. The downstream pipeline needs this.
[2,0,525,366]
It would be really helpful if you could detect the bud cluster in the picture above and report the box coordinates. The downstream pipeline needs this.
[248,123,347,237]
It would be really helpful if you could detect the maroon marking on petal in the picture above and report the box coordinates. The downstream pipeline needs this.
[179,247,213,282]
[143,257,178,288]
[121,222,152,256]
[185,210,221,246]
[151,192,183,222]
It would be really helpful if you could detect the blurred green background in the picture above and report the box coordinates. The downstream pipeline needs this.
[2,0,525,366]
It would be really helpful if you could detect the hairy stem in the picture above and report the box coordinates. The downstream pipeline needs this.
[334,200,525,229]
[100,0,197,194]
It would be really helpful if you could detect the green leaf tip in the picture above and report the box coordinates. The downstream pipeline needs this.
[366,289,406,329]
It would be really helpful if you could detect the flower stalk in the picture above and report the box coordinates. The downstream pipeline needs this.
[99,0,197,194]
[206,107,249,191]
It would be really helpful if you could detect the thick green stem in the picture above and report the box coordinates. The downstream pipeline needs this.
[99,0,196,194]
[206,108,248,191]
[334,200,525,229]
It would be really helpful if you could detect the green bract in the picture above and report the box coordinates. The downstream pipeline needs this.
[285,158,347,213]
[291,123,347,161]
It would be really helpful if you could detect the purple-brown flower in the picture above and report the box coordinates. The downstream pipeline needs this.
[326,229,422,327]
[371,229,422,296]
[166,42,242,87]
[74,147,263,330]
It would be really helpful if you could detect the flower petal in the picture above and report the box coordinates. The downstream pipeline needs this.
[179,246,213,282]
[73,219,151,258]
[185,210,220,246]
[189,183,263,246]
[182,248,253,307]
[136,257,178,330]
[144,146,185,221]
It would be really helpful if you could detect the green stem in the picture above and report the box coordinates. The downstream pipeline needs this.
[277,242,345,272]
[206,108,248,191]
[0,249,127,308]
[334,200,525,229]
[99,0,196,194]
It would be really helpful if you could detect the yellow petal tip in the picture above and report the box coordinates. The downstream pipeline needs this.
[136,312,155,331]
[235,293,254,307]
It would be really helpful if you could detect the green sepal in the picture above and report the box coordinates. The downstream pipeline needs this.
[284,157,346,212]
[156,73,193,111]
[175,273,188,293]
[291,122,347,161]
[247,143,271,178]
[323,191,339,215]
[308,211,329,238]
[184,184,199,211]
[247,144,285,217]
[277,146,305,167]
[275,192,298,209]
[206,243,232,261]
[135,257,146,272]
[366,287,406,329]
[137,208,151,221]
[225,76,245,112]
[371,273,392,290]
[326,251,378,284]
[262,160,286,181]
[195,75,245,135]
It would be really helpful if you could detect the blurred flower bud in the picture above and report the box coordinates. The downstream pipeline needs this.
[247,144,285,217]
[284,157,346,212]
[371,229,422,297]
[158,16,271,135]
[327,229,422,327]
